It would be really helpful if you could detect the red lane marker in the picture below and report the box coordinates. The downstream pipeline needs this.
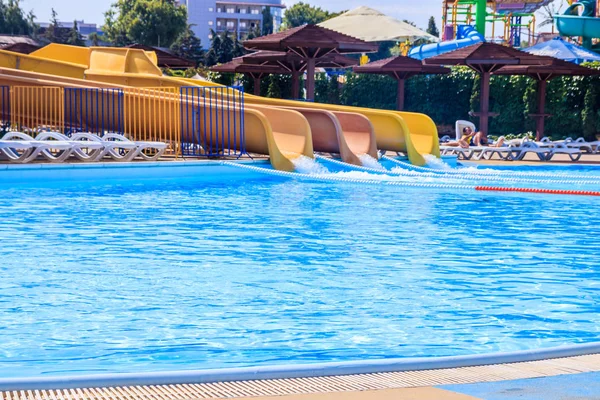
[475,186,600,197]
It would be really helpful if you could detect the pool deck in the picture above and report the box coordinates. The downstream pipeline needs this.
[2,352,600,400]
[1,153,598,399]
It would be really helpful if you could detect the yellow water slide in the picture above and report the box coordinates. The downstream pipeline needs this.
[0,47,313,171]
[25,44,440,165]
[25,44,380,166]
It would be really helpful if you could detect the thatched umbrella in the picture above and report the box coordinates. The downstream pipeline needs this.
[425,42,550,134]
[210,58,289,95]
[243,25,376,101]
[241,50,357,99]
[353,55,450,110]
[494,57,600,139]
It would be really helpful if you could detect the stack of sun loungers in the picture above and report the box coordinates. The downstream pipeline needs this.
[439,137,592,162]
[0,131,167,163]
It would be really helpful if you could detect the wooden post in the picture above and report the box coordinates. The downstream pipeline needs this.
[306,57,316,101]
[253,76,261,96]
[479,71,491,134]
[396,78,405,111]
[291,71,300,100]
[536,79,547,141]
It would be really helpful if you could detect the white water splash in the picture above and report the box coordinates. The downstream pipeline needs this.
[358,154,386,170]
[291,155,329,174]
[423,154,453,170]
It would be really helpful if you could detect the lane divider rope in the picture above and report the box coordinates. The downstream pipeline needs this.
[223,161,600,197]
[475,186,600,196]
[382,155,600,182]
[320,155,599,187]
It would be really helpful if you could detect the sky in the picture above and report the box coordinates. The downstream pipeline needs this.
[21,0,557,33]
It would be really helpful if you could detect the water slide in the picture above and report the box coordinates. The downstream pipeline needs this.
[408,25,484,60]
[5,44,441,166]
[555,0,600,49]
[0,48,312,171]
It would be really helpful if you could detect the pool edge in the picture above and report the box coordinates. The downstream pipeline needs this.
[1,341,600,391]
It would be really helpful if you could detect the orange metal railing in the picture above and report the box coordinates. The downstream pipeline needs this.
[123,87,181,156]
[10,86,64,133]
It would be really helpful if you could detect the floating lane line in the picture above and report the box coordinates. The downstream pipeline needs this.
[223,161,600,197]
[319,155,600,186]
[382,155,600,181]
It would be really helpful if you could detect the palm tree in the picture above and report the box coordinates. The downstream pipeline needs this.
[539,0,563,33]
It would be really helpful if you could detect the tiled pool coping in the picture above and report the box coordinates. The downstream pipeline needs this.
[1,342,600,392]
[1,351,599,399]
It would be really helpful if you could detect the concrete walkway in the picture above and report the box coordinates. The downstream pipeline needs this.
[442,371,600,400]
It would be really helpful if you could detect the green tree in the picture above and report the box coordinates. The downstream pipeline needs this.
[218,30,234,63]
[426,16,439,37]
[205,29,220,66]
[171,24,203,65]
[103,0,187,47]
[403,19,417,27]
[262,6,273,35]
[88,32,101,46]
[267,74,282,98]
[246,25,261,39]
[66,20,85,46]
[283,2,335,28]
[232,33,245,58]
[327,75,340,104]
[45,8,67,43]
[0,0,36,35]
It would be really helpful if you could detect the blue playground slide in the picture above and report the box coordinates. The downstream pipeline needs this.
[408,25,484,60]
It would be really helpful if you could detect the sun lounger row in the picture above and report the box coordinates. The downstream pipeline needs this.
[0,132,167,163]
[440,138,583,161]
[538,137,600,154]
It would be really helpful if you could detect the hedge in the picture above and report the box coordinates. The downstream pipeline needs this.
[319,63,600,140]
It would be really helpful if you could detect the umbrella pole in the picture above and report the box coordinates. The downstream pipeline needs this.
[253,76,261,96]
[536,79,547,141]
[291,71,300,100]
[479,71,491,135]
[306,57,316,101]
[396,78,405,111]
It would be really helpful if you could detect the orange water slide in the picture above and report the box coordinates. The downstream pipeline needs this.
[0,57,312,171]
[25,44,385,166]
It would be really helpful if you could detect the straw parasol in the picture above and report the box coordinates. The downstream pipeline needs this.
[353,55,450,110]
[244,25,376,101]
[425,42,550,135]
[494,57,600,139]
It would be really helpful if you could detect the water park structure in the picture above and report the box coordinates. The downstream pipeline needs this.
[0,31,441,169]
[4,5,600,400]
[555,0,600,49]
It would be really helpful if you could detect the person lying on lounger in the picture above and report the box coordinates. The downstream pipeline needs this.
[443,127,505,148]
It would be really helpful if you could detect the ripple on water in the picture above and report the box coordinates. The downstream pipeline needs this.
[0,177,598,377]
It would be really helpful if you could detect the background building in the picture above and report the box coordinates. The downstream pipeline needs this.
[37,20,100,38]
[183,0,284,48]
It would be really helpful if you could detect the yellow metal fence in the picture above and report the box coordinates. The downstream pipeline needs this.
[123,87,180,157]
[10,86,64,133]
[0,86,182,157]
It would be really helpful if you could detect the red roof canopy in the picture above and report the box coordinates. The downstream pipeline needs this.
[354,55,450,79]
[493,56,600,80]
[243,25,377,57]
[424,42,550,73]
[210,57,289,76]
[241,50,357,72]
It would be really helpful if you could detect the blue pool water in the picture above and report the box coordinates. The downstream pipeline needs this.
[1,162,600,378]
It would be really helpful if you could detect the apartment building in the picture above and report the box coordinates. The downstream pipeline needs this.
[183,0,284,47]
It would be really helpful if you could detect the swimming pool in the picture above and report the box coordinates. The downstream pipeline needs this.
[1,160,599,378]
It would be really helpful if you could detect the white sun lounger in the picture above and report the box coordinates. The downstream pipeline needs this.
[36,131,106,161]
[1,131,74,163]
[0,140,34,162]
[563,137,599,154]
[544,142,582,161]
[102,133,167,161]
